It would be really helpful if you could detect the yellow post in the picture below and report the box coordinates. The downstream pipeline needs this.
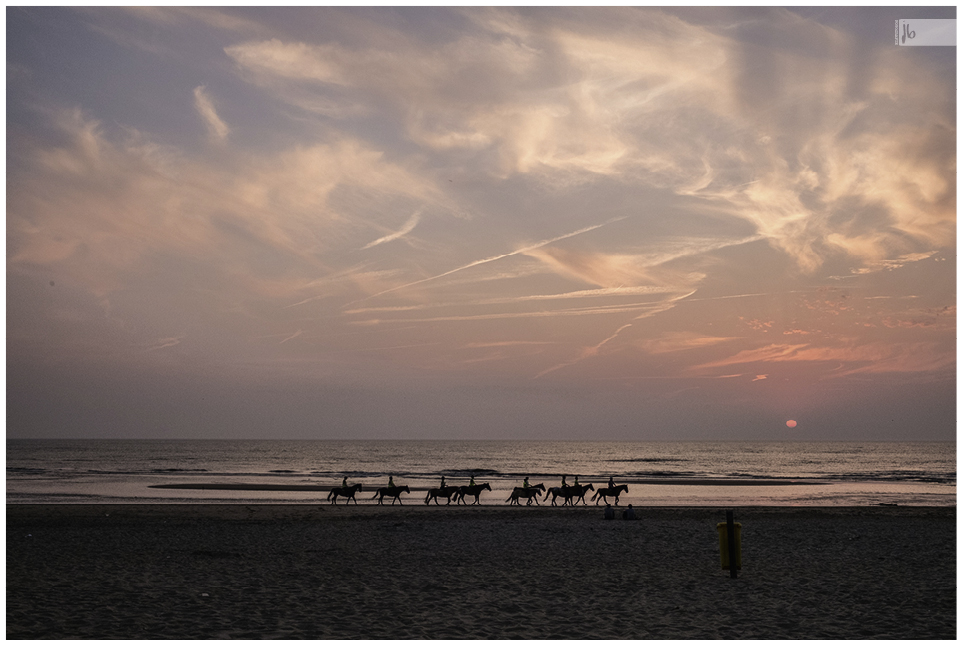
[717,518,742,574]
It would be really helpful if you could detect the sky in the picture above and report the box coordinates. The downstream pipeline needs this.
[5,6,957,441]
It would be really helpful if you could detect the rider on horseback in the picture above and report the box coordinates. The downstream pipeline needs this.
[608,476,615,490]
[523,477,530,489]
[388,475,395,488]
[440,476,446,489]
[342,476,348,489]
[469,475,476,487]
[573,476,580,488]
[561,475,568,488]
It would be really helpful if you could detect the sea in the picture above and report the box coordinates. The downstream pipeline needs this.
[6,439,955,507]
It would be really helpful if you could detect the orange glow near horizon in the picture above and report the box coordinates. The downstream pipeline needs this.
[3,7,956,441]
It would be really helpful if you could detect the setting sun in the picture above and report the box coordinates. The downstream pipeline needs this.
[786,420,798,428]
[5,7,955,443]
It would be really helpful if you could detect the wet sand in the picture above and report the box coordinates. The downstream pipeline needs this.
[5,504,956,639]
[150,478,826,491]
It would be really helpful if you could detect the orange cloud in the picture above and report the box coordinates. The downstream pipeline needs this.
[741,318,775,332]
[637,332,735,355]
[693,342,953,377]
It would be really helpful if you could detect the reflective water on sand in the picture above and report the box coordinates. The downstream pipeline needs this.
[7,439,955,506]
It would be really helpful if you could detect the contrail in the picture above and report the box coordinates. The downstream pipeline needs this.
[148,336,185,351]
[278,330,303,344]
[350,216,626,304]
[361,211,422,250]
[535,322,633,379]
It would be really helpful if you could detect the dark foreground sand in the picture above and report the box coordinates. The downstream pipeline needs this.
[6,505,956,639]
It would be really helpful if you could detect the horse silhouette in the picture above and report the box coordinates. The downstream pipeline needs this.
[506,483,545,505]
[546,484,594,506]
[592,484,629,505]
[327,483,363,505]
[455,483,492,505]
[371,485,410,505]
[424,485,460,505]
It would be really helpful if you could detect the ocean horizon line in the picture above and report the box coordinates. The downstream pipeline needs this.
[8,437,956,443]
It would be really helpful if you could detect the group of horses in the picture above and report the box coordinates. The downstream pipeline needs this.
[506,483,628,506]
[325,482,493,505]
[326,480,629,506]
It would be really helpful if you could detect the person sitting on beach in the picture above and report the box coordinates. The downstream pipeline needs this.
[388,475,395,488]
[622,504,637,520]
[604,504,615,520]
[523,477,531,489]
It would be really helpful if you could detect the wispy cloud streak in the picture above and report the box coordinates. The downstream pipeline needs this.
[148,335,186,351]
[350,297,686,325]
[193,85,229,142]
[362,211,422,250]
[352,216,626,303]
[279,330,303,344]
[344,285,678,315]
[535,323,633,378]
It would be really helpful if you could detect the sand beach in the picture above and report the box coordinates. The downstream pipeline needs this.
[5,504,956,639]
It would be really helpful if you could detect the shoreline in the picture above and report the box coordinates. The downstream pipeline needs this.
[7,504,956,639]
[148,478,830,492]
